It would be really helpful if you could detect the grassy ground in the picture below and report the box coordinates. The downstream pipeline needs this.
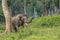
[0,14,60,40]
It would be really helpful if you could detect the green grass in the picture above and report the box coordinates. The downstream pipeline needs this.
[0,14,60,40]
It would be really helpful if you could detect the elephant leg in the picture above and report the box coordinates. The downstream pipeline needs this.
[13,24,18,32]
[15,25,18,32]
[21,23,27,28]
[14,26,17,32]
[21,22,24,28]
[18,23,20,27]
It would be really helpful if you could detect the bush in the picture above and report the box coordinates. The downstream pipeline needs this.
[29,15,60,27]
[0,15,5,23]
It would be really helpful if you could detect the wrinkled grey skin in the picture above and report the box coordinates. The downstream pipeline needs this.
[11,14,34,32]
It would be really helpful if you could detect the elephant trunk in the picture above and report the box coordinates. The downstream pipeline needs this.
[27,16,34,24]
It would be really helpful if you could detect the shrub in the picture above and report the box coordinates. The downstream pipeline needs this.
[29,15,60,27]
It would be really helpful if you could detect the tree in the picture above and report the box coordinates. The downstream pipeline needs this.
[32,0,38,18]
[2,0,11,33]
[24,0,27,14]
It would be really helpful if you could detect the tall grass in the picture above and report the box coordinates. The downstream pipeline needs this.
[0,14,60,40]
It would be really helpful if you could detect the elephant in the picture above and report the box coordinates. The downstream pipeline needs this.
[11,14,34,32]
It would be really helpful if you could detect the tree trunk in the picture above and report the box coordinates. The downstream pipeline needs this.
[2,0,11,33]
[24,0,26,14]
[59,0,60,14]
[34,7,38,18]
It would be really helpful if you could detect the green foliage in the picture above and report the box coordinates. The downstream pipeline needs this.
[0,15,60,40]
[0,1,4,22]
[7,0,11,7]
[29,14,60,27]
[0,0,60,17]
[0,5,3,15]
[0,15,5,23]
